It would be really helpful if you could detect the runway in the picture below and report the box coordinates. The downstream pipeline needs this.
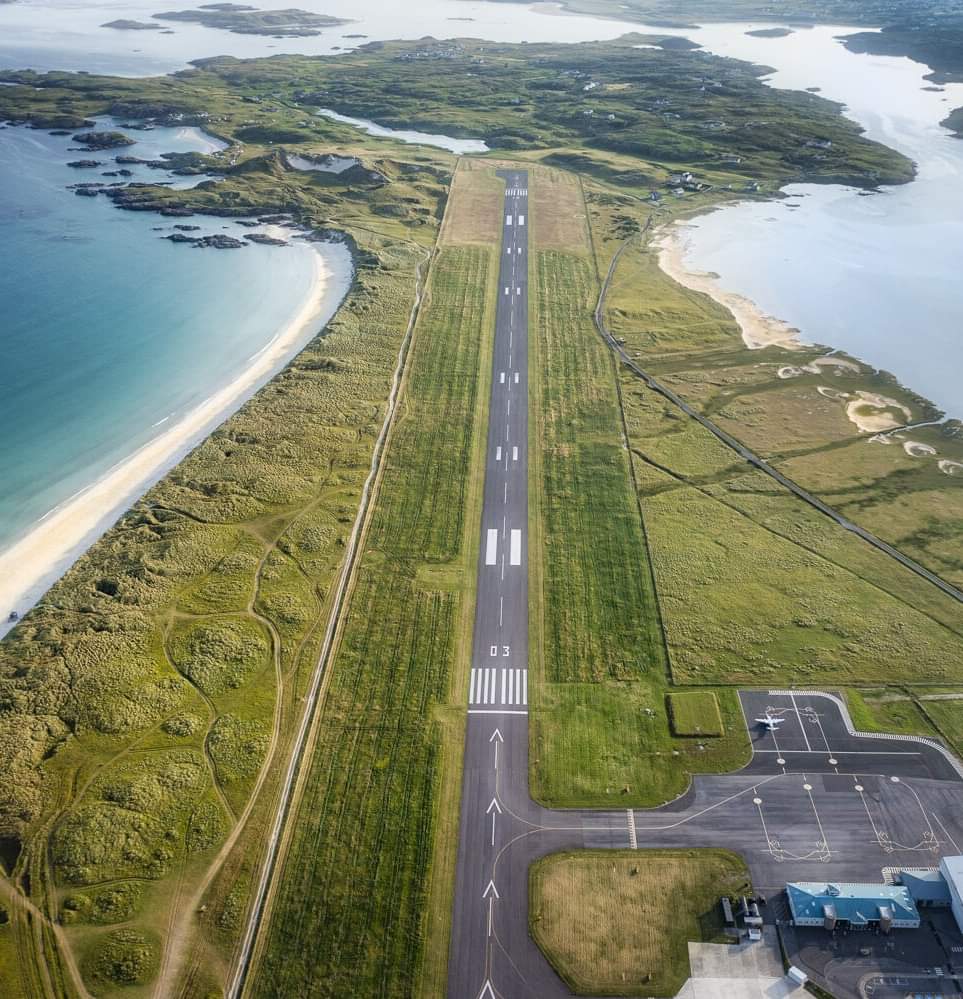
[445,175,963,999]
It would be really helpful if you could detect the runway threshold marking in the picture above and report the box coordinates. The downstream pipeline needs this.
[627,810,637,849]
[468,668,528,706]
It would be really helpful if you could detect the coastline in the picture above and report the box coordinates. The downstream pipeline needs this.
[651,218,961,444]
[0,239,349,637]
[653,220,804,350]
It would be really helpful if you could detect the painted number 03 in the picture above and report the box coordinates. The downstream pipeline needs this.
[490,645,510,657]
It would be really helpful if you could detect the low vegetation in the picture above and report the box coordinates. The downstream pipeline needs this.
[0,140,442,995]
[528,169,750,808]
[1,22,961,998]
[530,849,750,997]
[249,236,497,996]
[667,691,724,737]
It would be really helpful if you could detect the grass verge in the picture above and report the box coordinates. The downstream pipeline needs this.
[247,238,498,997]
[530,848,751,997]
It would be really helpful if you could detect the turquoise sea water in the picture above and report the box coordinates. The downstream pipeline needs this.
[0,121,346,553]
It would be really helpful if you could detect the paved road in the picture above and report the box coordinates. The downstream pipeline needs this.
[594,234,963,607]
[446,177,963,999]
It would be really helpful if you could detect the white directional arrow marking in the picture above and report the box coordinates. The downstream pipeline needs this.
[482,880,499,900]
[489,729,504,742]
[478,981,496,999]
[486,797,502,815]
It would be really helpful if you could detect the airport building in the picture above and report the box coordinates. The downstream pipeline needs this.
[940,856,963,932]
[899,868,952,908]
[787,882,920,932]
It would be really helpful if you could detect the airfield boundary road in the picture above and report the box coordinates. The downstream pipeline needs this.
[446,173,963,999]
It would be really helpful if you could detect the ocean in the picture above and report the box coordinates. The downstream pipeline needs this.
[0,121,349,557]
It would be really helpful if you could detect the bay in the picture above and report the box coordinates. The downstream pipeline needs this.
[0,119,351,624]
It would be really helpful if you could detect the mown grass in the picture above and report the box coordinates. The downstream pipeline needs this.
[667,691,724,737]
[845,689,938,739]
[530,849,751,997]
[531,249,663,684]
[249,244,496,998]
[527,204,750,807]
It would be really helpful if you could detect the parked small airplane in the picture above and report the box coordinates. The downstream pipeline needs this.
[755,713,785,732]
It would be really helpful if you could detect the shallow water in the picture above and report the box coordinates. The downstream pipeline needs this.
[317,108,490,154]
[0,121,351,554]
[0,0,642,75]
[662,23,963,418]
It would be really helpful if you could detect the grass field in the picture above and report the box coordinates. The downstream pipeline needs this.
[530,849,750,997]
[248,240,497,998]
[0,219,435,997]
[667,691,724,737]
[527,170,751,808]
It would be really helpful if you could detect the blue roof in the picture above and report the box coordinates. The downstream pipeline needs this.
[900,870,952,903]
[787,883,920,925]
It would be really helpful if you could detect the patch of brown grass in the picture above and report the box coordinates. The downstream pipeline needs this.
[530,849,749,997]
[439,160,505,246]
[531,166,590,252]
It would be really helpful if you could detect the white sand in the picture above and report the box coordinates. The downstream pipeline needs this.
[903,440,937,457]
[845,391,913,433]
[0,242,345,635]
[816,385,850,401]
[939,459,963,476]
[655,222,804,350]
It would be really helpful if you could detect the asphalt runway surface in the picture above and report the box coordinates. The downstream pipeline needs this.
[445,176,963,999]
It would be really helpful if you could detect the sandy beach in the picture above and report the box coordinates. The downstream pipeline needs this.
[0,240,347,637]
[654,221,804,350]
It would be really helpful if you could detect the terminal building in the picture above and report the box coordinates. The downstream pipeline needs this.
[787,858,963,935]
[787,882,920,932]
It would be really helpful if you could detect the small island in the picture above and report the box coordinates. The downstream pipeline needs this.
[101,19,163,31]
[151,5,350,37]
[745,27,794,38]
[72,130,136,150]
